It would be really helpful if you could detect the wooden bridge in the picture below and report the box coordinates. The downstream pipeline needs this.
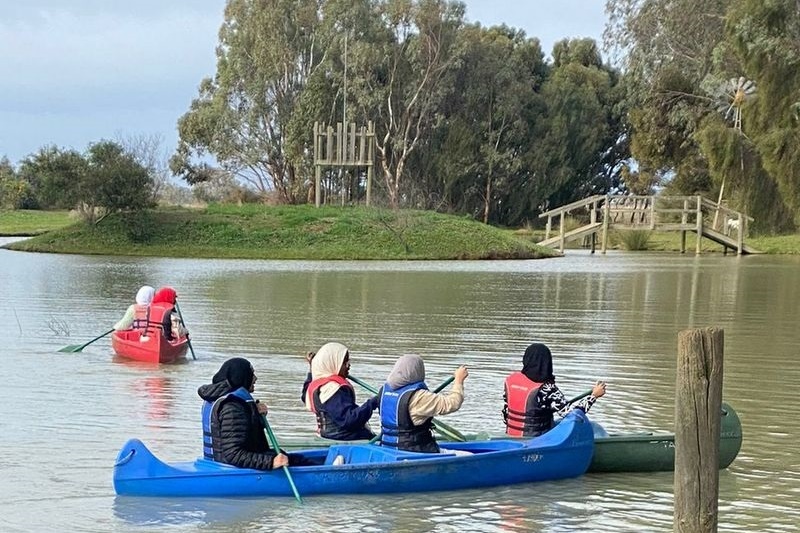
[537,195,760,255]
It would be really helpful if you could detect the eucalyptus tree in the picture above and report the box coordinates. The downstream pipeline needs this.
[171,0,334,203]
[346,0,466,208]
[605,0,728,192]
[420,24,546,222]
[606,0,799,231]
[725,0,800,227]
[532,39,628,209]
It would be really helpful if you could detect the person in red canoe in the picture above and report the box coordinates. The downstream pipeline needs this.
[502,342,607,437]
[151,286,187,341]
[113,285,155,331]
[301,342,379,440]
[198,357,314,469]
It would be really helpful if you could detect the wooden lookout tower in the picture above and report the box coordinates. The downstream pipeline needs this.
[312,121,375,207]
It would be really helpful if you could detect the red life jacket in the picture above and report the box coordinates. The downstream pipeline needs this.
[503,371,550,437]
[306,375,356,439]
[132,303,170,335]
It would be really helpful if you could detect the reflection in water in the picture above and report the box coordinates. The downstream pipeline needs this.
[130,376,173,422]
[1,250,799,532]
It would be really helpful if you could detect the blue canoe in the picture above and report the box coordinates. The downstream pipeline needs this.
[113,410,593,498]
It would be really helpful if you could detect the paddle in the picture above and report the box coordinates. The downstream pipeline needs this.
[174,301,196,360]
[567,389,593,405]
[349,375,467,443]
[259,412,302,503]
[58,328,114,353]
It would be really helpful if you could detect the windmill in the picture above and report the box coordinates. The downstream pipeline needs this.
[713,76,757,231]
[717,76,757,131]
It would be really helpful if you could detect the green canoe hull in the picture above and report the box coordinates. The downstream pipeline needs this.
[587,402,742,473]
[280,403,742,474]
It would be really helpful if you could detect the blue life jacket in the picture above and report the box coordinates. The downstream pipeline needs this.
[202,387,254,460]
[379,381,438,453]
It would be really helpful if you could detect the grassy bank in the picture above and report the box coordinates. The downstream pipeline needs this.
[4,204,557,260]
[0,209,73,235]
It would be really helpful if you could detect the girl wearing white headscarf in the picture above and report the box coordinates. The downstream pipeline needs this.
[301,342,378,440]
[380,354,468,453]
[113,285,155,330]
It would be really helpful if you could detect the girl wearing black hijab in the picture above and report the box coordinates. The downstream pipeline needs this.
[198,357,303,469]
[502,343,606,437]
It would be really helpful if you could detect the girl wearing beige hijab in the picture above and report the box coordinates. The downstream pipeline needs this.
[379,354,468,453]
[301,342,379,440]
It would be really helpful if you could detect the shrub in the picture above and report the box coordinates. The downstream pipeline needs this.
[123,210,156,243]
[617,229,652,251]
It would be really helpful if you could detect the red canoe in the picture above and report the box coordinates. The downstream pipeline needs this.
[112,329,188,363]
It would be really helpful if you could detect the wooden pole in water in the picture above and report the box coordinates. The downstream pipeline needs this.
[674,327,724,533]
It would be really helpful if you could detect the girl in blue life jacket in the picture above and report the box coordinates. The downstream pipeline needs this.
[379,354,468,453]
[198,357,313,469]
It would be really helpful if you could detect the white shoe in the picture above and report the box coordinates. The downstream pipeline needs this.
[332,455,345,466]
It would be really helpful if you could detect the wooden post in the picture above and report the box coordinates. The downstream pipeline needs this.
[366,121,374,206]
[675,327,724,533]
[601,196,610,254]
[336,122,343,163]
[315,166,322,207]
[649,197,656,230]
[313,122,321,208]
[695,196,703,255]
[326,126,334,164]
[358,126,366,164]
[349,122,356,163]
[559,212,565,253]
[545,216,552,241]
[680,199,688,253]
[736,213,743,255]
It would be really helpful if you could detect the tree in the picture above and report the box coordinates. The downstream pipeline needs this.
[79,141,154,224]
[606,0,799,231]
[118,133,171,204]
[423,24,546,222]
[0,157,37,209]
[350,0,465,208]
[172,0,331,204]
[18,146,87,209]
[523,39,628,215]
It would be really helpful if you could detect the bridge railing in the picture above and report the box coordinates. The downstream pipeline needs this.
[537,195,755,253]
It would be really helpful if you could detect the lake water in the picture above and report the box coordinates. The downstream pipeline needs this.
[1,238,798,532]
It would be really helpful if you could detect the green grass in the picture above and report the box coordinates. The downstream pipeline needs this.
[4,205,558,260]
[0,209,73,235]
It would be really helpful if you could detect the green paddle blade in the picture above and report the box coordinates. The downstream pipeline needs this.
[58,344,87,353]
[57,329,114,353]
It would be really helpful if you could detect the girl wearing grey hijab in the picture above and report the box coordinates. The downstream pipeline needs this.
[380,355,468,453]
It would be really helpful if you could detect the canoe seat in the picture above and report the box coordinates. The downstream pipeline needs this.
[324,444,453,465]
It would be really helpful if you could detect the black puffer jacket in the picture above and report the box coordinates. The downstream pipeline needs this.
[197,381,277,470]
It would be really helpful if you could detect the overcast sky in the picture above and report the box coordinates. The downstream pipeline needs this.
[0,0,607,166]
